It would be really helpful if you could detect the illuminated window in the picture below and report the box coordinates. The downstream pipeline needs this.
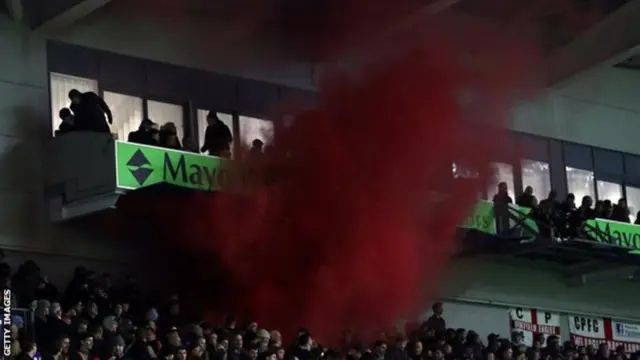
[49,73,98,135]
[521,160,551,200]
[596,180,622,202]
[626,186,640,224]
[197,110,234,154]
[147,100,184,141]
[103,92,143,141]
[487,162,515,200]
[239,116,274,150]
[566,167,595,202]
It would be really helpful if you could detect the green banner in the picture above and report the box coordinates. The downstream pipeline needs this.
[460,201,539,236]
[116,142,231,191]
[584,218,640,254]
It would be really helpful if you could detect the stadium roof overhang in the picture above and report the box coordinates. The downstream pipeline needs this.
[22,0,111,30]
[548,0,640,87]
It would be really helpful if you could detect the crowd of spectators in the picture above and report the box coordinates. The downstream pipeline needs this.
[2,256,640,360]
[55,89,237,158]
[492,182,640,240]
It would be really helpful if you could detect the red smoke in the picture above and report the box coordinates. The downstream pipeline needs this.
[169,15,541,344]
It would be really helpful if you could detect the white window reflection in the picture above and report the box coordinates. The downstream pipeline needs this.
[452,162,479,179]
[239,116,274,150]
[197,110,234,156]
[596,180,622,203]
[103,92,143,141]
[487,162,515,200]
[626,186,640,224]
[521,160,551,200]
[50,73,98,135]
[566,167,595,203]
[147,100,184,141]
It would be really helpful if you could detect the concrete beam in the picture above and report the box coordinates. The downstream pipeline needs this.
[28,0,111,31]
[548,0,640,88]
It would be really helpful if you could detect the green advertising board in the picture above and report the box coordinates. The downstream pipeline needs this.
[116,141,231,191]
[584,218,640,255]
[459,201,539,236]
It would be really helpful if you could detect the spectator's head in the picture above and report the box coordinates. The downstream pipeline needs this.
[207,331,218,347]
[434,348,445,360]
[525,186,533,195]
[299,332,312,350]
[59,108,74,123]
[111,335,125,357]
[35,299,50,319]
[68,89,82,104]
[276,348,286,360]
[618,198,628,209]
[161,122,178,135]
[232,332,243,350]
[73,300,84,314]
[501,347,514,360]
[373,340,387,357]
[412,340,423,355]
[88,301,99,317]
[55,334,70,355]
[252,139,264,151]
[432,302,444,316]
[248,344,259,360]
[140,119,155,131]
[79,333,94,352]
[224,315,236,329]
[51,302,62,318]
[146,307,159,322]
[270,330,282,346]
[167,326,181,346]
[91,324,104,340]
[548,190,557,201]
[77,318,89,333]
[207,111,220,125]
[176,346,188,360]
[598,343,610,358]
[395,334,408,350]
[498,182,508,194]
[21,340,37,357]
[103,315,118,333]
[486,352,496,360]
[256,329,270,346]
[581,196,593,209]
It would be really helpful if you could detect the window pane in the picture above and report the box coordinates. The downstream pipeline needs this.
[596,180,622,202]
[50,73,98,135]
[521,160,551,200]
[566,167,595,202]
[197,110,234,154]
[104,92,143,141]
[239,116,274,149]
[147,100,184,141]
[487,162,515,200]
[626,186,640,223]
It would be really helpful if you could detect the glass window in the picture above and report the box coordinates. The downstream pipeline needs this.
[239,116,274,150]
[197,110,234,153]
[50,73,98,135]
[626,186,640,224]
[521,160,551,201]
[147,100,184,141]
[566,167,595,202]
[596,180,622,202]
[487,162,515,200]
[103,92,143,141]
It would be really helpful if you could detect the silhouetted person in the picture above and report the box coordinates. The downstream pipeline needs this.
[611,198,630,223]
[56,108,75,136]
[516,186,537,208]
[202,111,232,157]
[128,119,158,146]
[248,139,264,160]
[569,195,595,237]
[493,182,513,235]
[68,89,112,133]
[159,122,182,150]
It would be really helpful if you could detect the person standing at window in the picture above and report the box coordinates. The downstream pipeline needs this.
[68,89,113,133]
[493,182,513,235]
[201,111,232,157]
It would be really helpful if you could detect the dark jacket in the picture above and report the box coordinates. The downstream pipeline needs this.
[202,121,232,156]
[70,92,112,133]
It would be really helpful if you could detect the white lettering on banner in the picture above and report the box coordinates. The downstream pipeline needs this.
[2,289,11,357]
[509,307,561,346]
[569,316,640,354]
